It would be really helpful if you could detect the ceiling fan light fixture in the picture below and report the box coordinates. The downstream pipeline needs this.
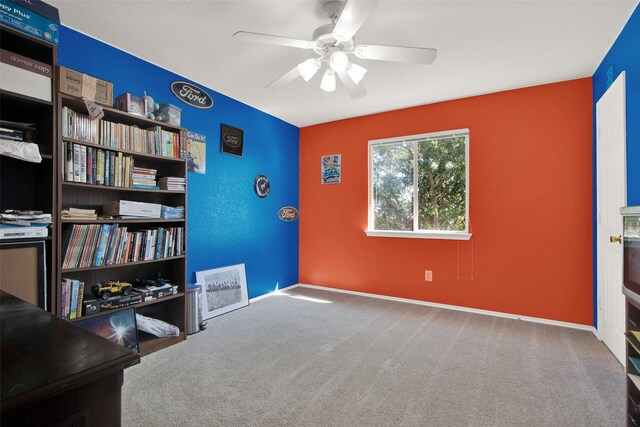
[298,58,321,81]
[347,62,367,85]
[320,69,336,92]
[329,51,349,72]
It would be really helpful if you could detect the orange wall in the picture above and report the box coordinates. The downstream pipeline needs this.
[299,78,593,325]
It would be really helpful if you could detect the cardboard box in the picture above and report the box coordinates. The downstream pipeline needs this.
[103,200,161,218]
[0,0,59,45]
[0,49,52,101]
[58,66,113,107]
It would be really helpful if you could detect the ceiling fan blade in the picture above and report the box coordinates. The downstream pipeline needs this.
[333,0,379,41]
[233,31,314,49]
[265,66,301,90]
[336,69,366,99]
[354,44,437,64]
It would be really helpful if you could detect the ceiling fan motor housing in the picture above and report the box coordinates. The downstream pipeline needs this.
[312,24,354,55]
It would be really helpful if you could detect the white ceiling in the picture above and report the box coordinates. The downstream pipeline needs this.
[49,0,636,127]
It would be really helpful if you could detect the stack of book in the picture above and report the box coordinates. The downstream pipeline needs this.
[0,120,35,142]
[132,167,158,190]
[60,278,85,319]
[61,207,97,220]
[0,210,51,239]
[158,176,185,191]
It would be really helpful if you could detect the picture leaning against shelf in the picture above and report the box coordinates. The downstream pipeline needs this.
[61,106,185,159]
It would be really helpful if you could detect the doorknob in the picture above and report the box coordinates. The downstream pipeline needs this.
[610,235,622,244]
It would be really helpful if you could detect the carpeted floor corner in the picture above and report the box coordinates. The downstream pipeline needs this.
[122,286,624,426]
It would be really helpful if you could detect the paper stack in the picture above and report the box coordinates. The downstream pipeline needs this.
[61,207,97,220]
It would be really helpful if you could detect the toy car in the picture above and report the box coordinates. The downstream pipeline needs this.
[91,280,133,300]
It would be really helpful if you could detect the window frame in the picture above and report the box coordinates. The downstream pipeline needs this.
[366,128,471,240]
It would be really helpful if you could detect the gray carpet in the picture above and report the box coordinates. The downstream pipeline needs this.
[122,286,624,427]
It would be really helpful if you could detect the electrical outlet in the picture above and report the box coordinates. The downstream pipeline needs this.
[424,270,432,282]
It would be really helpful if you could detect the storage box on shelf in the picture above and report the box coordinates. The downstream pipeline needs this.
[56,89,187,356]
[0,24,57,312]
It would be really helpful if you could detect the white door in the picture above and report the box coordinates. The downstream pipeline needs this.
[596,71,627,365]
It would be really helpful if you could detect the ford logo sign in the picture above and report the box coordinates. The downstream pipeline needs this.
[278,206,299,222]
[171,81,214,109]
[222,133,241,147]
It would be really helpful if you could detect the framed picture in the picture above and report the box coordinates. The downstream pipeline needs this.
[187,130,206,174]
[196,264,249,320]
[75,307,140,355]
[220,124,244,157]
[321,154,341,184]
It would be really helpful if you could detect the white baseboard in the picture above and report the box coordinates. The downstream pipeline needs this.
[296,283,596,333]
[249,283,301,304]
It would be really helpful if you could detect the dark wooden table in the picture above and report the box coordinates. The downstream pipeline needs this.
[1,291,140,426]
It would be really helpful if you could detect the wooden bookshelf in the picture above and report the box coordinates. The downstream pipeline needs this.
[56,91,188,356]
[0,24,57,313]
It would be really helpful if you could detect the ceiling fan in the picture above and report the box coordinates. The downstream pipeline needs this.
[233,0,437,99]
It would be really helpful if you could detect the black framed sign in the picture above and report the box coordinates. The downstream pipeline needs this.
[221,124,244,157]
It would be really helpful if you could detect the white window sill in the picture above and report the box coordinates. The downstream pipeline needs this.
[364,230,472,241]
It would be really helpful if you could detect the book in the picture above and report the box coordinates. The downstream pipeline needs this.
[77,281,85,318]
[65,141,73,181]
[65,279,72,318]
[80,145,87,183]
[73,144,81,182]
[69,280,80,319]
[94,224,111,266]
[60,280,68,317]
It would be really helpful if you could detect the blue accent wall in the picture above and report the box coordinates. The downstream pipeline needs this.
[57,26,300,299]
[592,4,639,326]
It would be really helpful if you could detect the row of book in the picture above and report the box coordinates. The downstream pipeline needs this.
[63,141,134,187]
[60,278,85,319]
[61,107,185,159]
[62,224,184,270]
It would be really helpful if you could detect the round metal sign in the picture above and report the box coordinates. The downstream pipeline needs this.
[254,175,270,198]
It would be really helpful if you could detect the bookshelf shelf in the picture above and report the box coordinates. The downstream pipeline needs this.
[0,88,53,106]
[1,236,52,243]
[62,218,185,224]
[61,137,186,163]
[60,93,182,132]
[56,83,188,356]
[139,332,185,357]
[62,181,185,194]
[69,291,185,323]
[61,255,185,273]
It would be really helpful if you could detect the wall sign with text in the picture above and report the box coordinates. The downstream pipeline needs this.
[321,154,341,184]
[170,81,214,109]
[221,124,244,157]
[278,206,299,222]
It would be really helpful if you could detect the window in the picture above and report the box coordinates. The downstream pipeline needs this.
[367,129,470,240]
